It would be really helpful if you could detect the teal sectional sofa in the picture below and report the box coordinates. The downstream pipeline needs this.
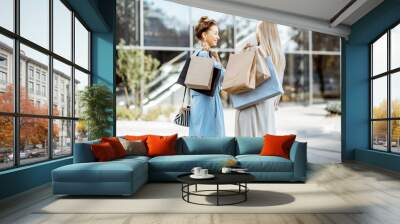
[52,137,307,196]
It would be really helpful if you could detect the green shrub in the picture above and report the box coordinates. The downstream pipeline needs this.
[141,105,177,121]
[325,101,341,115]
[116,106,141,120]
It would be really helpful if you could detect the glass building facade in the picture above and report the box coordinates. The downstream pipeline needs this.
[116,0,341,115]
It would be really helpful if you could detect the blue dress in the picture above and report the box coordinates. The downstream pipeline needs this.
[189,50,225,137]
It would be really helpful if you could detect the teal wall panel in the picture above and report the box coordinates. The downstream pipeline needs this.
[342,0,400,171]
[0,158,72,199]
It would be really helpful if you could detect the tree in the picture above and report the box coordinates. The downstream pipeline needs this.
[0,85,59,151]
[116,0,139,45]
[79,84,113,140]
[116,41,160,110]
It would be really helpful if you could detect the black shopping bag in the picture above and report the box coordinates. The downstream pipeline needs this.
[177,52,221,97]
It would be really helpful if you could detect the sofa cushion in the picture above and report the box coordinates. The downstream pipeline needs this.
[147,134,177,157]
[74,139,100,163]
[115,155,150,164]
[124,135,149,142]
[101,137,127,158]
[260,134,296,159]
[53,158,147,183]
[236,155,293,172]
[149,154,235,172]
[177,137,236,155]
[236,137,263,155]
[91,142,118,161]
[119,138,147,156]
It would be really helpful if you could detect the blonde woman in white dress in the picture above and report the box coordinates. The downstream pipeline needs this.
[235,21,286,137]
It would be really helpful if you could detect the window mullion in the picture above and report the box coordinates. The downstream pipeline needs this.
[14,0,21,167]
[49,0,54,160]
[388,29,391,153]
[370,45,373,149]
[71,10,76,155]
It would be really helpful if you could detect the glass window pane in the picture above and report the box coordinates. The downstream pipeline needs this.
[143,0,190,47]
[191,7,234,49]
[391,120,400,153]
[53,0,72,60]
[143,50,186,106]
[53,119,72,157]
[0,35,14,113]
[372,121,388,151]
[372,33,387,76]
[312,32,340,51]
[372,76,387,119]
[20,0,49,49]
[0,116,13,170]
[312,55,340,101]
[391,24,400,70]
[20,117,49,165]
[391,72,400,118]
[235,17,258,46]
[75,18,89,70]
[0,0,14,31]
[20,44,49,115]
[117,0,140,46]
[282,54,310,103]
[74,69,89,118]
[75,120,88,143]
[53,59,72,117]
[278,25,309,52]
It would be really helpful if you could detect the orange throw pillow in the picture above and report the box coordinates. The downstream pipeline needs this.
[124,135,149,141]
[91,142,117,162]
[260,134,296,159]
[101,137,127,158]
[146,134,178,157]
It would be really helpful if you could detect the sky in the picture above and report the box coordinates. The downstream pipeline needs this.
[0,0,89,70]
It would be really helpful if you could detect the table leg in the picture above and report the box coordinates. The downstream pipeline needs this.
[187,184,190,202]
[195,184,197,192]
[217,184,219,206]
[245,183,247,201]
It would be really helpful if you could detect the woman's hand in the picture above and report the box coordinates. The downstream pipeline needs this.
[243,43,253,50]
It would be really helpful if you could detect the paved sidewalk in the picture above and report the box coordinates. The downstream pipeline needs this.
[117,103,341,164]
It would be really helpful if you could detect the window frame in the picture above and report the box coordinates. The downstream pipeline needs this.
[0,0,92,171]
[370,20,400,154]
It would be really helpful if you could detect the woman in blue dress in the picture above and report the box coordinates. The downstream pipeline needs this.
[189,16,225,137]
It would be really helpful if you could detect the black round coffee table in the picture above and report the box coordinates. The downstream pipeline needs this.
[177,173,255,206]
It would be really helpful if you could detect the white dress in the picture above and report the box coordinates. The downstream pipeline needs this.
[235,98,276,136]
[234,33,281,137]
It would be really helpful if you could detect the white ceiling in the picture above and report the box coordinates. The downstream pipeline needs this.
[167,0,384,37]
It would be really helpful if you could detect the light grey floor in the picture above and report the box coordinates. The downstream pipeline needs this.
[1,162,400,224]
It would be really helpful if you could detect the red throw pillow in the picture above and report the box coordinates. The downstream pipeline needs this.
[101,137,127,158]
[124,135,149,141]
[91,142,117,161]
[146,134,177,157]
[260,134,296,159]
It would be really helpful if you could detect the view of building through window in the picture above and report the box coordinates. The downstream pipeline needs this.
[0,0,91,170]
[116,0,341,136]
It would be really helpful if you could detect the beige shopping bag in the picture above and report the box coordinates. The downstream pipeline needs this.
[254,47,271,86]
[184,55,214,90]
[222,49,256,94]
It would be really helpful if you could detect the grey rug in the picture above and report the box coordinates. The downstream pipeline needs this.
[37,183,362,214]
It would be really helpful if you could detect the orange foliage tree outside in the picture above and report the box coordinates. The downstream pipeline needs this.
[0,85,59,153]
[372,99,400,144]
